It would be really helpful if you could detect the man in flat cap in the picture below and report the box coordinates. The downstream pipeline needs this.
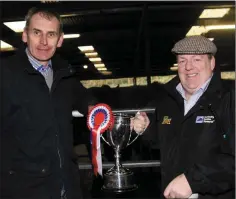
[132,35,235,198]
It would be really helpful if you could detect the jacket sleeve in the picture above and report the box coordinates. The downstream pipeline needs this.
[185,90,235,195]
[73,79,98,116]
[140,100,160,150]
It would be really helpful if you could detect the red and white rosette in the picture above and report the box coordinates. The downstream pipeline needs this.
[87,103,114,176]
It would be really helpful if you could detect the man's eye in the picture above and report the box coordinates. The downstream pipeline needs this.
[48,33,56,37]
[33,31,40,35]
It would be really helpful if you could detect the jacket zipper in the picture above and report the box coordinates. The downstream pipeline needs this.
[50,68,75,180]
[49,83,63,169]
[56,134,62,168]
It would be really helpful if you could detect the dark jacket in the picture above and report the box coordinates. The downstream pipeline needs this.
[0,49,96,199]
[143,71,235,199]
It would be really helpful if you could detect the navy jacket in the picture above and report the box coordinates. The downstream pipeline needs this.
[0,49,96,199]
[143,71,235,199]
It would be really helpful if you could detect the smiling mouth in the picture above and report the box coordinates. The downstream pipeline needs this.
[187,73,198,78]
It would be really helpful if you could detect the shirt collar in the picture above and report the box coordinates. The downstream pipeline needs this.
[176,73,213,99]
[25,48,52,71]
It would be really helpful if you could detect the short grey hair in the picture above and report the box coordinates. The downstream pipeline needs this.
[25,7,63,33]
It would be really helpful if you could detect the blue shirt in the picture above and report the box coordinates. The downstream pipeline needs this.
[176,74,213,115]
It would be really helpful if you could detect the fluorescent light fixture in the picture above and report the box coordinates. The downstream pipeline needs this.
[4,21,26,33]
[206,24,235,30]
[173,63,178,66]
[63,34,80,39]
[170,66,178,71]
[60,14,78,17]
[89,57,102,62]
[0,40,15,51]
[83,65,88,69]
[85,52,98,57]
[186,26,206,36]
[199,8,230,19]
[78,46,94,52]
[94,63,105,68]
[97,67,107,71]
[101,71,112,75]
[186,24,235,36]
[208,38,214,41]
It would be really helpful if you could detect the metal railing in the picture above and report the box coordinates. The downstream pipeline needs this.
[78,160,160,170]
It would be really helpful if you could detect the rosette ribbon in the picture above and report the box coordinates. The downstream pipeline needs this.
[87,103,114,176]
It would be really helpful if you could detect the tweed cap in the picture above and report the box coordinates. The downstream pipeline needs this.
[171,35,217,55]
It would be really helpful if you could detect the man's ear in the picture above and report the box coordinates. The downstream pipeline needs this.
[57,33,64,48]
[22,28,28,43]
[210,56,215,71]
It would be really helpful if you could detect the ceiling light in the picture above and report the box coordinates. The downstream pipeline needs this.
[199,8,230,19]
[170,66,178,71]
[83,65,88,69]
[78,46,94,52]
[173,63,178,66]
[208,38,214,41]
[0,40,15,51]
[64,34,80,39]
[60,14,78,17]
[186,26,206,36]
[89,57,102,62]
[97,67,107,71]
[206,24,235,30]
[4,21,26,33]
[101,71,112,75]
[85,52,98,57]
[186,24,235,36]
[94,63,105,68]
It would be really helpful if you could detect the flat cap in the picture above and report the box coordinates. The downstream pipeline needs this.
[171,35,217,55]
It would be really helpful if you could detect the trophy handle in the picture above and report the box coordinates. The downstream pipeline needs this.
[127,112,142,146]
[101,134,111,146]
[127,131,139,146]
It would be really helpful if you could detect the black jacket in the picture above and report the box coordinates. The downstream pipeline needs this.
[143,71,235,199]
[0,49,96,199]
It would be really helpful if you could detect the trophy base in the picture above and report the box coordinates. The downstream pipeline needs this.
[101,185,138,193]
[101,166,138,193]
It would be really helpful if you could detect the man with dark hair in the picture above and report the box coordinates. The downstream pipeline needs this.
[133,35,235,199]
[1,7,96,199]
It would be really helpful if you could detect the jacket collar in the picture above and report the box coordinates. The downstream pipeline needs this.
[14,47,74,77]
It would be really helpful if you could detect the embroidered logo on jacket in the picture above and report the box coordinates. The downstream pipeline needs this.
[162,116,172,124]
[196,116,215,123]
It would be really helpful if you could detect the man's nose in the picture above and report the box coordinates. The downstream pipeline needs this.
[185,60,194,70]
[40,35,48,45]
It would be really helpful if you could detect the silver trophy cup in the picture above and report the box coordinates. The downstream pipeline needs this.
[101,113,139,193]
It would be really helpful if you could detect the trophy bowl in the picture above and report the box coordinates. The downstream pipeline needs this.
[101,112,139,193]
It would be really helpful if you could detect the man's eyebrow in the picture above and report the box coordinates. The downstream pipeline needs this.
[32,28,57,34]
[193,55,203,58]
[48,31,57,34]
[32,28,41,32]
